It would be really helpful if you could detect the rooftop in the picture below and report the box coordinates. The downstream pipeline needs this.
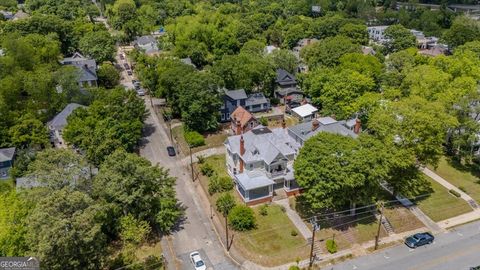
[276,68,297,86]
[235,171,275,190]
[0,147,15,162]
[231,106,255,127]
[288,116,357,142]
[245,93,268,107]
[291,104,318,118]
[224,89,248,100]
[48,103,86,130]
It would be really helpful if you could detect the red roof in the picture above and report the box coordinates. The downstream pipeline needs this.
[231,106,256,127]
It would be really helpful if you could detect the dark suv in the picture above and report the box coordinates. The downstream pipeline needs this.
[404,232,434,248]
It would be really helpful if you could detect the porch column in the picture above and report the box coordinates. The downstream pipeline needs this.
[269,185,273,196]
[245,190,249,201]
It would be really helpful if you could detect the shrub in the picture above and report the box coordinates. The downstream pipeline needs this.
[185,130,205,147]
[326,239,337,254]
[259,117,268,126]
[290,229,298,237]
[449,189,461,197]
[228,205,256,231]
[200,163,214,177]
[208,175,233,195]
[259,204,269,216]
[279,205,286,213]
[197,155,205,164]
[270,97,280,106]
[289,266,300,270]
[458,186,467,193]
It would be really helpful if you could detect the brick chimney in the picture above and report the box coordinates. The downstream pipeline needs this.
[354,118,361,134]
[311,119,320,131]
[239,135,245,173]
[236,119,242,135]
[282,119,286,129]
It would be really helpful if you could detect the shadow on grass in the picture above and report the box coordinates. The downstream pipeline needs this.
[443,156,480,179]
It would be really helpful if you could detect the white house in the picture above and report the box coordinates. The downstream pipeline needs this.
[367,26,389,43]
[291,104,318,122]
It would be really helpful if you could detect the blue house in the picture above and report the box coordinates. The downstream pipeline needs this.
[220,89,270,122]
[0,147,15,179]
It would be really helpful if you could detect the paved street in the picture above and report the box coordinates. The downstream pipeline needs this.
[328,220,480,270]
[139,99,239,270]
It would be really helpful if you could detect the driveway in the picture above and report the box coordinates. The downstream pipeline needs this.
[139,100,239,270]
[328,220,480,270]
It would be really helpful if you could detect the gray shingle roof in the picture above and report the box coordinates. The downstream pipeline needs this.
[226,126,300,165]
[225,89,247,100]
[288,117,357,143]
[275,87,303,97]
[0,147,15,162]
[61,52,97,82]
[245,93,268,106]
[135,35,157,46]
[276,69,296,86]
[48,103,86,130]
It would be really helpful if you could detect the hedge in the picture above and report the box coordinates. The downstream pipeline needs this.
[449,189,461,197]
[326,239,337,254]
[185,130,205,147]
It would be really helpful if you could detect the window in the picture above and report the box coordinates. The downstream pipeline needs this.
[233,168,237,174]
[221,113,225,120]
[226,113,230,119]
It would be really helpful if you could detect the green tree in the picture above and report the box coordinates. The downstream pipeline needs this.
[339,23,368,45]
[24,148,90,191]
[94,149,181,232]
[97,63,120,89]
[443,16,480,49]
[79,31,116,63]
[26,189,107,270]
[0,190,30,256]
[267,49,298,74]
[384,24,416,53]
[8,114,49,149]
[228,205,256,231]
[293,133,385,210]
[301,35,361,68]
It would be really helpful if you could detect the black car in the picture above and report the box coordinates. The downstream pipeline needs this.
[167,146,176,157]
[123,63,130,70]
[127,70,133,76]
[404,232,434,248]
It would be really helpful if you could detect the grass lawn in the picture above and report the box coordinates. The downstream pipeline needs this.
[428,156,480,203]
[415,176,472,222]
[383,205,424,233]
[172,124,228,155]
[135,241,162,261]
[234,204,309,266]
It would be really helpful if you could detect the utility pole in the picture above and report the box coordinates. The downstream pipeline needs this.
[189,145,194,182]
[375,201,384,250]
[309,216,319,268]
[225,215,229,251]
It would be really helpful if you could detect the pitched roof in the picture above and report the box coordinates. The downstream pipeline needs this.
[48,103,86,130]
[61,52,97,81]
[276,69,297,86]
[275,87,303,97]
[0,147,15,162]
[288,117,357,143]
[231,106,255,127]
[291,104,318,118]
[245,93,268,107]
[224,89,247,100]
[225,126,300,165]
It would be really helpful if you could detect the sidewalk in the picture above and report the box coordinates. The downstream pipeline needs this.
[180,146,225,163]
[423,167,479,210]
[273,198,311,240]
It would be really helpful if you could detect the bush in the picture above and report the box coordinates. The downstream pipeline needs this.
[270,97,280,106]
[259,117,268,126]
[185,131,205,147]
[326,239,337,254]
[449,189,461,197]
[459,186,467,193]
[228,205,256,231]
[197,155,205,164]
[288,266,300,270]
[290,229,298,237]
[279,205,286,213]
[208,175,233,195]
[259,204,269,216]
[200,163,214,177]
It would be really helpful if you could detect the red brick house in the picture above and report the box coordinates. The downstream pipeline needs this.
[230,106,259,135]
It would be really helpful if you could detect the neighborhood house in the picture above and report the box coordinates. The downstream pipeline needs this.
[230,106,259,135]
[60,52,98,88]
[0,147,15,179]
[48,103,86,148]
[220,89,270,122]
[274,69,305,109]
[290,104,318,122]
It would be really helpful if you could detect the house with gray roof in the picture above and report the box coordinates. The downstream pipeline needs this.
[48,103,86,148]
[0,10,13,20]
[288,117,360,146]
[275,69,304,108]
[225,125,301,205]
[60,52,97,88]
[220,89,270,122]
[134,35,160,55]
[0,147,15,179]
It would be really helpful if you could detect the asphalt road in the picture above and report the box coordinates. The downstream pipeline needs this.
[328,220,480,270]
[139,99,238,270]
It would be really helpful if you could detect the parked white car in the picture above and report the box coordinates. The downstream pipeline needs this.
[189,251,206,270]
